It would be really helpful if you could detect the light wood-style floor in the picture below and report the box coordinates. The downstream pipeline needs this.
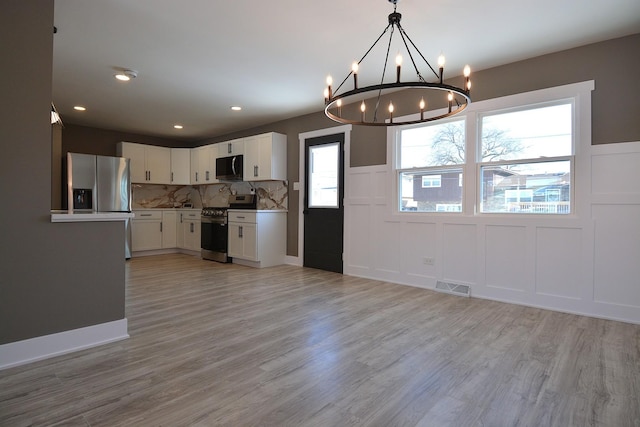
[1,254,639,426]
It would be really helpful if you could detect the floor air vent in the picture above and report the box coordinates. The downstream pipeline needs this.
[435,281,471,297]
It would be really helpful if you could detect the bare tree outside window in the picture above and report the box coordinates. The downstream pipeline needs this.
[429,122,524,164]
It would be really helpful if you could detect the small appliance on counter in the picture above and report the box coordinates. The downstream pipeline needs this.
[228,194,257,209]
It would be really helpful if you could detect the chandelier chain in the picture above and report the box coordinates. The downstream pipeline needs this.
[374,23,396,123]
[334,24,392,96]
[397,23,440,80]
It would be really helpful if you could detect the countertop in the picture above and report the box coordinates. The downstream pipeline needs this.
[50,211,135,223]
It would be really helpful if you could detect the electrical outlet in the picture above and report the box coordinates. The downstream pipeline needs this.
[423,257,435,266]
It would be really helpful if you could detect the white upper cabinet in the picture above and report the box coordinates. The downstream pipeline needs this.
[170,148,191,185]
[190,144,217,185]
[118,142,171,184]
[243,132,287,181]
[218,138,244,157]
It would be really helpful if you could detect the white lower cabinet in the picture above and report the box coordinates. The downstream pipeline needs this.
[227,210,286,267]
[178,210,201,252]
[132,211,163,251]
[132,209,200,254]
[162,211,177,248]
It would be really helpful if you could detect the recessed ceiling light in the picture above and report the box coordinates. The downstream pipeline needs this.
[231,106,242,111]
[174,125,183,129]
[73,105,86,111]
[114,69,138,81]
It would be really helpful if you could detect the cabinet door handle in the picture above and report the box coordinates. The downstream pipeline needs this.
[160,222,163,232]
[206,171,209,181]
[180,213,183,223]
[238,226,243,238]
[195,172,198,182]
[228,143,232,154]
[190,223,194,233]
[237,216,245,219]
[171,172,174,182]
[140,213,152,217]
[254,165,258,177]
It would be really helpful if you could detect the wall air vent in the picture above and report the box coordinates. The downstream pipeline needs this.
[435,281,471,297]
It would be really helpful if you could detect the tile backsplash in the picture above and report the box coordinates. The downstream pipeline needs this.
[132,181,288,210]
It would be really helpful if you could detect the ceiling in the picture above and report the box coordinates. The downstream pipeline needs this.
[52,0,640,142]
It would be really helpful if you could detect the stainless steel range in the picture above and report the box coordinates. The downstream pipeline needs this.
[201,207,229,263]
[200,194,257,263]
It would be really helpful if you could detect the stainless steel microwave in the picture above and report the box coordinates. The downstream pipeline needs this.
[216,155,243,181]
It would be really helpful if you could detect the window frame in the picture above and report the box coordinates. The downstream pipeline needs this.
[395,116,467,214]
[390,82,593,217]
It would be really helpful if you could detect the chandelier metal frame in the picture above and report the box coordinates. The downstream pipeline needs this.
[324,0,471,127]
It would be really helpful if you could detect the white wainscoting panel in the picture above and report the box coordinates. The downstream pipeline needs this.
[442,224,477,285]
[346,204,372,271]
[593,204,640,308]
[344,140,640,324]
[485,225,528,293]
[374,208,401,276]
[400,221,437,284]
[535,227,583,299]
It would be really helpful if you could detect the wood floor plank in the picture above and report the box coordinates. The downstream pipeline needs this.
[1,253,639,426]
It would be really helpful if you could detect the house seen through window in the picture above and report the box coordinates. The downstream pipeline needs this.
[396,100,574,214]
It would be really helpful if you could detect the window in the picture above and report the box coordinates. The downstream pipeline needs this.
[397,119,465,212]
[421,175,441,188]
[394,83,585,215]
[479,103,573,214]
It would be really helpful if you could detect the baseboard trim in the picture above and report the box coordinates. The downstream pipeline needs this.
[0,318,129,370]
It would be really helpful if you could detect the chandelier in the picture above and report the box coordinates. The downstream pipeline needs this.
[324,0,472,126]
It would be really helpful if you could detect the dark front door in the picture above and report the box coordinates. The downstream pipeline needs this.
[303,133,345,273]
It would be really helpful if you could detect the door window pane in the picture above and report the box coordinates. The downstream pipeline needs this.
[309,143,339,208]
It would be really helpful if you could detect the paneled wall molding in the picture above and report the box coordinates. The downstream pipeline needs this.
[343,82,640,325]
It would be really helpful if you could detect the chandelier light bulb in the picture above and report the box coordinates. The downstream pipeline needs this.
[388,102,394,113]
[326,75,333,99]
[395,54,403,66]
[447,92,454,102]
[438,54,446,68]
[352,62,359,73]
[464,65,471,93]
[360,101,366,112]
[419,98,425,110]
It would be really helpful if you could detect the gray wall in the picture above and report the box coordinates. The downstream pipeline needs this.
[0,1,126,344]
[195,33,640,257]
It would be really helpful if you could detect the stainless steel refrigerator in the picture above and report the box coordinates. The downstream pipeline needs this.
[67,152,133,258]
